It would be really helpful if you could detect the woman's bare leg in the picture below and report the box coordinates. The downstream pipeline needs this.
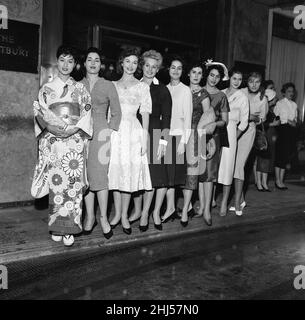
[152,188,167,225]
[84,191,96,230]
[140,189,155,226]
[110,191,122,225]
[97,189,111,234]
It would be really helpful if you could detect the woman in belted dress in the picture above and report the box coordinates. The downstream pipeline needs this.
[81,47,121,239]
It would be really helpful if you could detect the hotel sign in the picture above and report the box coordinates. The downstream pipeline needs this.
[0,20,39,73]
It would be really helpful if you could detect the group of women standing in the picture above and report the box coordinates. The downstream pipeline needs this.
[32,44,298,247]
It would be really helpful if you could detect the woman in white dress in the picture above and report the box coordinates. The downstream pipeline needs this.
[230,72,268,216]
[218,70,249,216]
[108,48,152,235]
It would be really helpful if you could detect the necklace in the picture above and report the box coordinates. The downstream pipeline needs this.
[191,86,201,93]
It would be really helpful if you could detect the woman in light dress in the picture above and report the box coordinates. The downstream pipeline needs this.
[108,48,152,235]
[229,72,268,216]
[217,70,249,216]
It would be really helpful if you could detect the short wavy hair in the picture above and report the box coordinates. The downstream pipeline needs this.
[205,64,225,82]
[281,82,295,94]
[141,50,163,69]
[56,45,78,61]
[247,72,265,100]
[116,47,141,75]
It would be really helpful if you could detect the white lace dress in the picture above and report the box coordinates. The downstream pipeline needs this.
[108,81,153,192]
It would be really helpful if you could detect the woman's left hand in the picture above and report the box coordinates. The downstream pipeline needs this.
[177,142,186,155]
[157,144,166,160]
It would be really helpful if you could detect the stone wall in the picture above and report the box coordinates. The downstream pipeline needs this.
[0,0,42,203]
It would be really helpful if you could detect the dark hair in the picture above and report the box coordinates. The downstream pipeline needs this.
[263,79,274,89]
[247,72,265,100]
[56,45,78,61]
[85,47,102,61]
[281,82,296,94]
[229,69,243,78]
[168,55,185,70]
[187,61,204,74]
[205,65,225,82]
[116,47,141,75]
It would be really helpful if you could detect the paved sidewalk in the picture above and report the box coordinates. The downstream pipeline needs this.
[0,180,304,264]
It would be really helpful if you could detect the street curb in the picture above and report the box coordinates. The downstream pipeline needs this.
[2,204,304,265]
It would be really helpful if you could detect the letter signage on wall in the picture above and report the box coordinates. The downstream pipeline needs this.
[0,19,39,73]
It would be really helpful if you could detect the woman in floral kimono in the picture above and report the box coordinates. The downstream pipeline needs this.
[32,46,92,247]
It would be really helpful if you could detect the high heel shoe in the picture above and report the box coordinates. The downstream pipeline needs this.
[123,227,132,235]
[110,221,121,230]
[256,185,265,192]
[139,224,149,232]
[103,229,113,239]
[129,216,141,225]
[229,201,246,212]
[161,210,179,223]
[180,220,188,228]
[83,220,97,235]
[154,223,163,231]
[203,216,212,227]
[275,182,288,190]
[262,186,271,192]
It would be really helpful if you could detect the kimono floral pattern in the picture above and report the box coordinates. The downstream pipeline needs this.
[32,77,92,235]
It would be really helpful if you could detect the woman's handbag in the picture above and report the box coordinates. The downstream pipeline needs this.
[219,124,229,148]
[254,122,268,151]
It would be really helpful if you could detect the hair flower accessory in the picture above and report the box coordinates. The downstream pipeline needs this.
[204,58,229,81]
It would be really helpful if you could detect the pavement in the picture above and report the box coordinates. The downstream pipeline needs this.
[0,178,305,265]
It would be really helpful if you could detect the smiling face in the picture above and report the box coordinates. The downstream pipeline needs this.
[84,52,101,75]
[57,54,76,77]
[169,60,183,81]
[189,67,203,86]
[122,55,138,75]
[143,57,159,80]
[248,76,261,93]
[230,72,243,89]
[207,68,221,87]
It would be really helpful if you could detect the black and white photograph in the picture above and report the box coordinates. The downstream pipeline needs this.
[1,0,305,304]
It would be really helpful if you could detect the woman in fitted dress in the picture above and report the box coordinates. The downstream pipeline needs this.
[81,47,121,239]
[108,48,152,235]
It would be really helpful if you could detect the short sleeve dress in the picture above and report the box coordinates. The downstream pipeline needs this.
[184,88,210,190]
[81,77,121,191]
[199,91,229,183]
[108,81,152,192]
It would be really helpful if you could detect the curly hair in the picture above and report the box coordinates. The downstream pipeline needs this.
[85,47,103,61]
[141,50,163,69]
[116,47,141,75]
[56,45,78,62]
[281,82,296,94]
[187,61,204,74]
[205,64,225,82]
[229,68,243,79]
